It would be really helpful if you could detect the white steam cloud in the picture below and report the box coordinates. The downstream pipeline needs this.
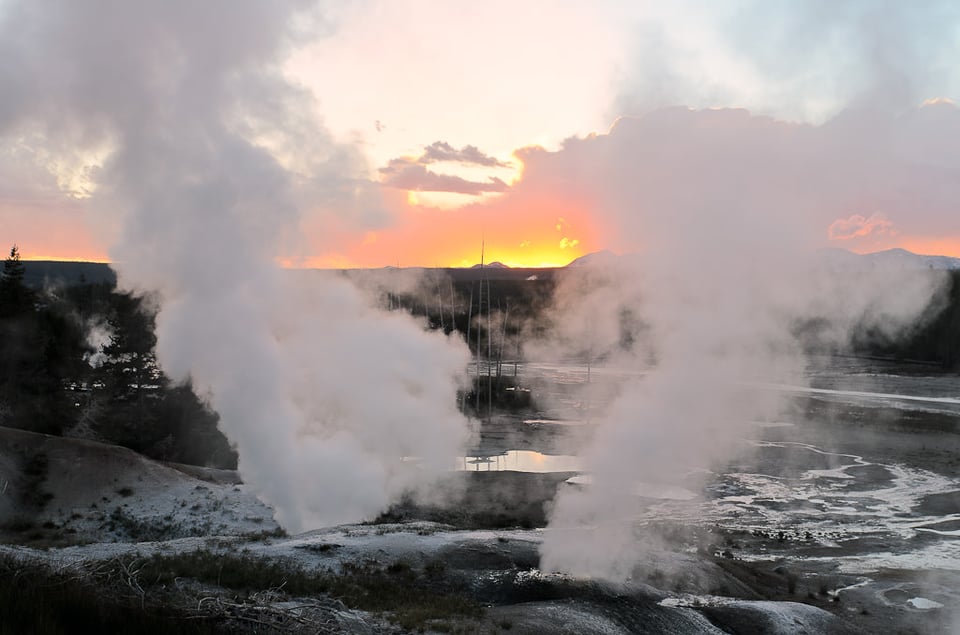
[2,1,957,554]
[522,109,956,579]
[0,1,470,531]
[532,1,960,581]
[533,107,955,580]
[538,253,945,580]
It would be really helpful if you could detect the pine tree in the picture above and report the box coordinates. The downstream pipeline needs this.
[2,243,25,278]
[0,244,31,317]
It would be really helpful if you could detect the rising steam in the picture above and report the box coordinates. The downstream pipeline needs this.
[2,1,957,552]
[0,1,470,531]
[533,109,953,579]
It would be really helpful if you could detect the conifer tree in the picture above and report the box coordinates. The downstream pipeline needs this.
[0,244,31,317]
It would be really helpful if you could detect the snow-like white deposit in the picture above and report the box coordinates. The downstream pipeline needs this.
[908,597,945,610]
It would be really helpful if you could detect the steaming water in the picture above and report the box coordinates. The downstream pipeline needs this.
[540,437,960,572]
[565,474,698,500]
[457,450,580,473]
[486,356,960,423]
[503,357,960,573]
[762,384,960,415]
[700,442,960,562]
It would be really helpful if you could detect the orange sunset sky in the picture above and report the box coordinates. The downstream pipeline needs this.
[3,1,960,268]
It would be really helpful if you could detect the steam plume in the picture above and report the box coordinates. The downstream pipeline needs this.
[530,108,953,579]
[0,1,470,531]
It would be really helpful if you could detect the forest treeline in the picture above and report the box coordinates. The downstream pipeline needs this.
[851,269,960,368]
[0,246,235,468]
[2,247,959,469]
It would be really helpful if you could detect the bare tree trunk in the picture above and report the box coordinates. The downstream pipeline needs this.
[437,283,445,332]
[514,304,521,377]
[486,278,492,419]
[498,302,509,380]
[466,287,473,345]
[448,279,457,333]
[475,281,481,413]
[464,286,473,414]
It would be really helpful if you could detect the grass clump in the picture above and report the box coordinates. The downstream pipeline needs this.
[105,506,183,541]
[140,550,482,630]
[0,554,215,635]
[139,550,321,594]
[3,548,482,632]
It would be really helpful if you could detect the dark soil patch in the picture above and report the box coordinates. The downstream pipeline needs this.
[373,471,576,529]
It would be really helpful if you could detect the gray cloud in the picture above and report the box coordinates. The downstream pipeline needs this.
[381,163,509,195]
[616,1,960,120]
[379,140,511,195]
[420,141,511,167]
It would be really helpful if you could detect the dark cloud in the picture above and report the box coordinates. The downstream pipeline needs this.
[381,163,508,195]
[379,140,512,194]
[420,141,510,167]
[380,142,510,175]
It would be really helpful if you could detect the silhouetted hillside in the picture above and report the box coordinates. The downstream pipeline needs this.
[23,261,116,288]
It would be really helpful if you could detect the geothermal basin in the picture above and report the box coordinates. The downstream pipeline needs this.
[446,356,960,632]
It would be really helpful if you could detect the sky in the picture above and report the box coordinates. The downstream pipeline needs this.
[2,0,960,268]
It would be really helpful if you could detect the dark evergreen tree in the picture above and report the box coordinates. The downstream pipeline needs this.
[0,246,87,433]
[84,291,237,467]
[87,292,164,444]
[0,245,32,318]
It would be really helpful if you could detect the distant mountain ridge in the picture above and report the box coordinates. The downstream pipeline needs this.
[568,248,960,271]
[566,250,619,268]
[21,261,116,288]
[19,247,960,289]
[818,247,960,270]
[470,261,510,269]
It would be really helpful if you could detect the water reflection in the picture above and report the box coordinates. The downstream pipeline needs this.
[457,450,581,473]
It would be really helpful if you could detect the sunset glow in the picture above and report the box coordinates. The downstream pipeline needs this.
[3,2,960,271]
[309,189,597,269]
[881,237,960,259]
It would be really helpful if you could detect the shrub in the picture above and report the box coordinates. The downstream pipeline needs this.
[0,554,216,634]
